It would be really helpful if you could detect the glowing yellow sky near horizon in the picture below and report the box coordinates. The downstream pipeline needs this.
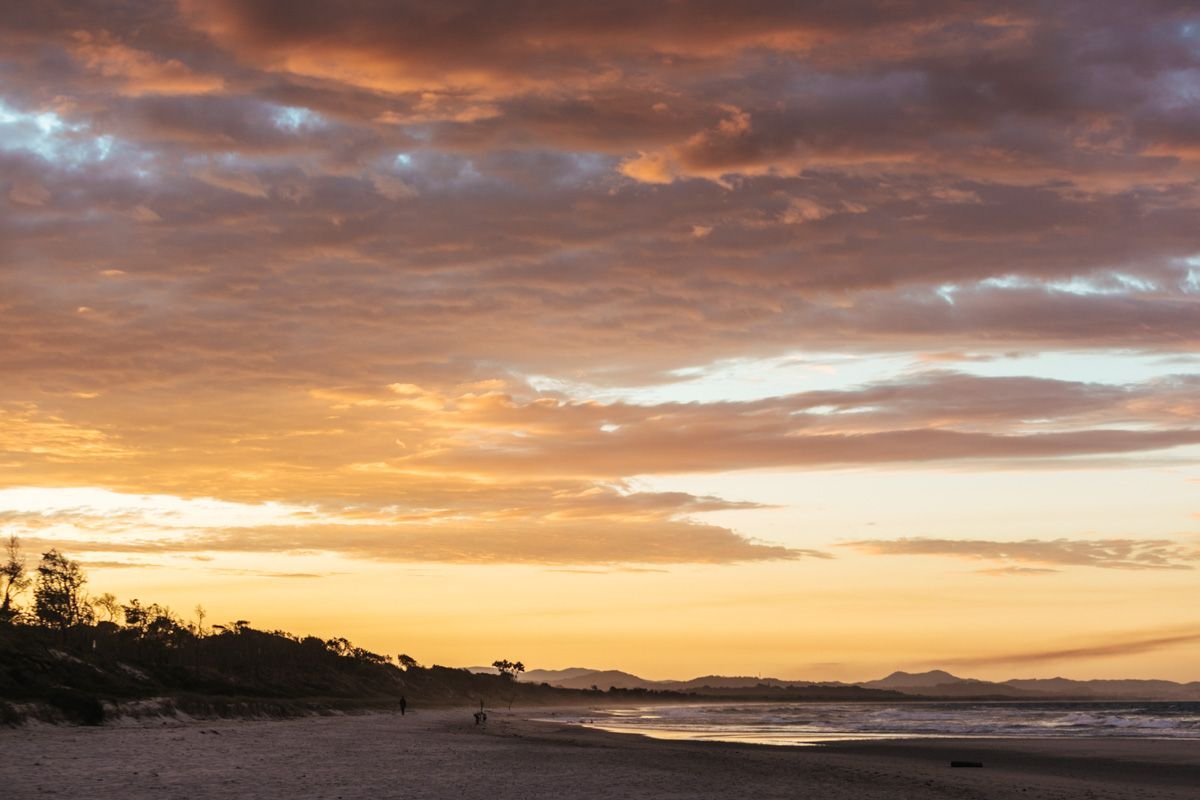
[74,549,1200,683]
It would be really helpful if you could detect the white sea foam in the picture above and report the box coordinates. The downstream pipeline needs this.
[576,702,1200,745]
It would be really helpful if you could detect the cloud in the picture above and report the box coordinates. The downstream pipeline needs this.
[1,370,1195,569]
[190,163,270,197]
[0,486,810,565]
[619,151,675,184]
[845,537,1200,570]
[975,566,1061,576]
[212,568,333,579]
[941,629,1200,667]
[1,1,1199,576]
[176,0,1200,189]
[0,404,135,460]
[1,372,1197,516]
[7,180,51,206]
[179,0,952,94]
[78,559,162,570]
[69,31,224,96]
[183,519,811,565]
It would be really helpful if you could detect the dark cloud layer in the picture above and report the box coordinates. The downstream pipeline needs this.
[1,2,1198,564]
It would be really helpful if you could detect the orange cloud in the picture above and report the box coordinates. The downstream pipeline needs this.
[1,486,807,565]
[70,31,224,96]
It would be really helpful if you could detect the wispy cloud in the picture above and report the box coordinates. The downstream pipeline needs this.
[845,537,1200,571]
[975,566,1062,576]
[941,629,1200,667]
[2,486,809,565]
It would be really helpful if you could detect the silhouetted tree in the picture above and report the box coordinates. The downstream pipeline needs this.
[397,653,421,670]
[34,549,92,634]
[492,659,525,680]
[93,592,121,623]
[123,599,183,637]
[325,636,354,657]
[0,535,30,623]
[122,598,150,628]
[353,648,391,665]
[324,636,389,664]
[119,598,191,667]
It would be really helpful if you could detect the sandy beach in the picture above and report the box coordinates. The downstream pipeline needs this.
[3,708,1197,799]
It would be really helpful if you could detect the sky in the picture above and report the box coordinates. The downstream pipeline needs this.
[1,1,1198,682]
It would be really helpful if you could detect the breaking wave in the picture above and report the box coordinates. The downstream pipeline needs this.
[575,701,1200,745]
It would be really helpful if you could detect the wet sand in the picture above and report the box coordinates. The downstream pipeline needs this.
[3,708,1197,799]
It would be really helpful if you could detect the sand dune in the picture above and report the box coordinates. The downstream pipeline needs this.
[4,708,1198,799]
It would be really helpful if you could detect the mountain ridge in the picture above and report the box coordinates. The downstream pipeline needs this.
[505,666,1200,700]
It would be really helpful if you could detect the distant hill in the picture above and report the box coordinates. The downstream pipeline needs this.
[860,670,967,690]
[515,668,859,693]
[858,670,1034,698]
[667,675,845,691]
[896,680,1044,699]
[857,670,1200,699]
[521,667,609,684]
[539,669,663,691]
[517,669,800,691]
[509,665,1200,700]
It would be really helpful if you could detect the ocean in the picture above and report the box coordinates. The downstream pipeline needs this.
[568,701,1200,745]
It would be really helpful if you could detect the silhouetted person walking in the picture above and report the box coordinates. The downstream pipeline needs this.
[400,696,407,716]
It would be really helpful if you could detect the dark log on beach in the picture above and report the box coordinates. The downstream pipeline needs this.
[950,760,984,768]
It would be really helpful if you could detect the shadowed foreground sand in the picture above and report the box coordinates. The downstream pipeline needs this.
[4,708,1198,799]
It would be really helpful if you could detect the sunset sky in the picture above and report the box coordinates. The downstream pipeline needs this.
[2,1,1198,682]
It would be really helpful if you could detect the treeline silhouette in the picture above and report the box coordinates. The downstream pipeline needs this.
[1,540,908,726]
[0,540,610,725]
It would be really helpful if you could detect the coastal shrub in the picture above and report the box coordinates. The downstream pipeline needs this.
[0,700,23,726]
[47,689,105,725]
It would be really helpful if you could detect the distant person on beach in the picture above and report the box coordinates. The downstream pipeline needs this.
[400,696,407,716]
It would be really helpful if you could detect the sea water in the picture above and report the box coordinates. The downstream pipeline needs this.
[570,701,1200,745]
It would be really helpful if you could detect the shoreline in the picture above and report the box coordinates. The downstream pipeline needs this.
[527,696,1200,747]
[501,709,1200,798]
[5,706,1198,799]
[517,707,1200,760]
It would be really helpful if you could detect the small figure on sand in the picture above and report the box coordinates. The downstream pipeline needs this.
[400,696,407,716]
[474,699,487,726]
